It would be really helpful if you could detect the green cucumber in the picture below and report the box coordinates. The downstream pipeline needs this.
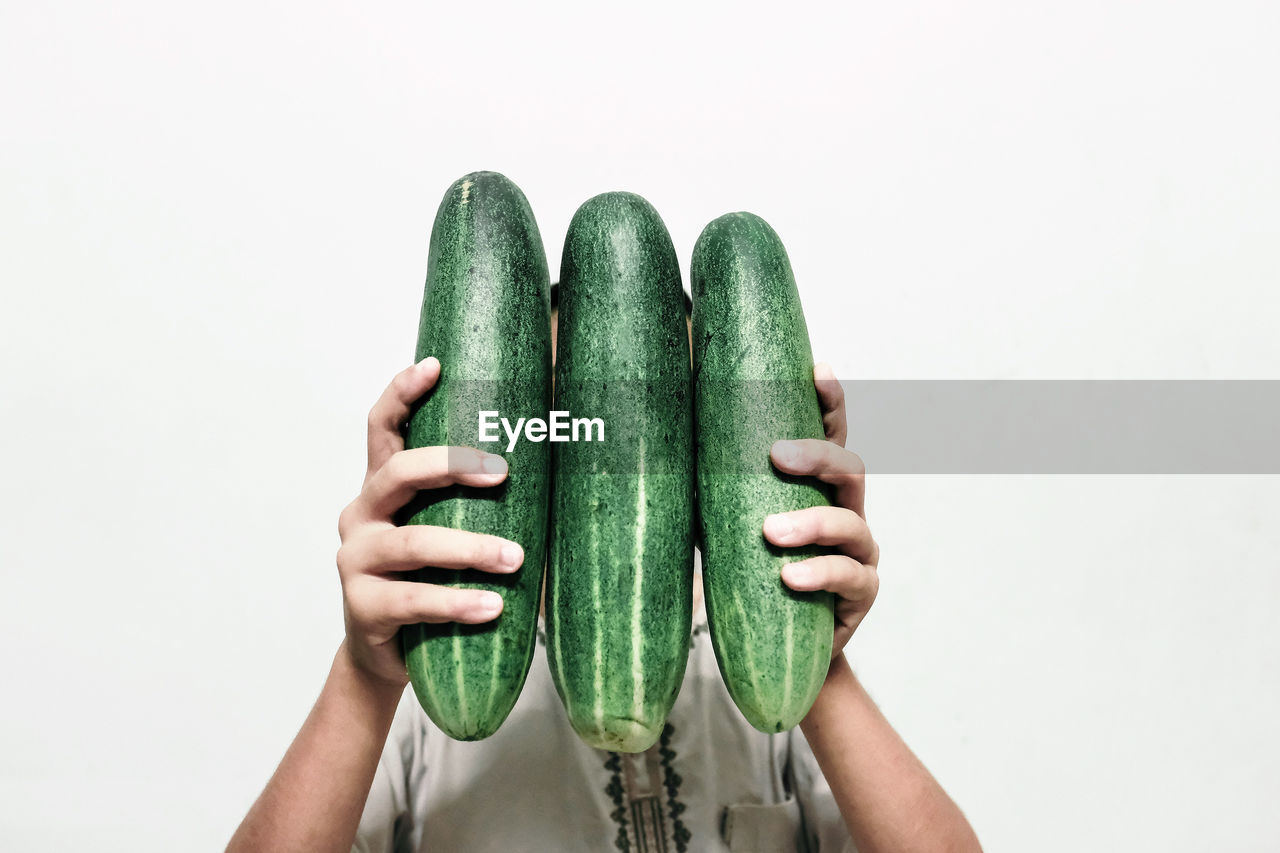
[546,192,694,752]
[691,211,834,733]
[400,171,552,741]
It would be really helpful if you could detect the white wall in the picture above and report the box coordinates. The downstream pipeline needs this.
[3,1,1278,850]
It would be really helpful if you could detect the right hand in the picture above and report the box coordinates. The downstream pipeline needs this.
[335,357,525,687]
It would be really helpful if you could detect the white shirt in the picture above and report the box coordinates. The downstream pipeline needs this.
[354,602,856,853]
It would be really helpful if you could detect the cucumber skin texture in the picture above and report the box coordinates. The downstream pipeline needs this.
[546,192,694,753]
[400,171,551,741]
[691,212,834,734]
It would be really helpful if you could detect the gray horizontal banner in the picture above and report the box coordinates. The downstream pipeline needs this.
[411,380,1280,475]
[839,380,1280,474]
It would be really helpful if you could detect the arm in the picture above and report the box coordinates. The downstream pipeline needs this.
[801,659,980,853]
[225,642,402,853]
[227,358,525,853]
[764,364,981,853]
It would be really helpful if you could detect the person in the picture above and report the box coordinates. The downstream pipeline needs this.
[227,291,982,853]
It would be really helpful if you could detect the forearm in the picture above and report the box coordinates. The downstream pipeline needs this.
[226,641,404,853]
[800,657,981,853]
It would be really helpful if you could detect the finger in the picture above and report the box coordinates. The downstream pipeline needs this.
[357,446,508,522]
[763,505,877,564]
[338,526,524,578]
[781,554,878,603]
[813,362,847,447]
[367,357,441,476]
[770,439,867,517]
[349,578,505,627]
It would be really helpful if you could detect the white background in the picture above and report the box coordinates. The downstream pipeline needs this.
[3,1,1278,850]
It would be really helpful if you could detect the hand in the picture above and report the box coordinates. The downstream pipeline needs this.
[334,357,525,687]
[763,362,879,657]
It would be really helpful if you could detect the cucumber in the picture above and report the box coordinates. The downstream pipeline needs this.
[546,192,694,752]
[691,211,834,733]
[400,171,552,741]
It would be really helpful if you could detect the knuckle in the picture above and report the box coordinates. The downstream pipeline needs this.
[382,584,417,624]
[384,449,407,481]
[339,536,379,578]
[385,449,417,486]
[826,552,847,570]
[403,584,430,617]
[847,510,870,539]
[337,501,360,539]
[831,450,865,485]
[471,536,499,568]
[829,558,857,592]
[818,439,842,465]
[345,588,372,626]
[392,367,417,398]
[433,588,465,619]
[396,527,423,567]
[864,568,880,599]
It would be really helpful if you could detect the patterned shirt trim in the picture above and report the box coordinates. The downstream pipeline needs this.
[602,722,691,853]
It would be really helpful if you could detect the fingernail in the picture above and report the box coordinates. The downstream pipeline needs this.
[501,543,524,569]
[786,564,812,585]
[417,356,437,371]
[773,440,800,466]
[482,454,508,476]
[765,514,795,543]
[479,592,503,613]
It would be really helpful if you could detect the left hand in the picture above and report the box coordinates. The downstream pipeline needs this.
[763,362,879,658]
